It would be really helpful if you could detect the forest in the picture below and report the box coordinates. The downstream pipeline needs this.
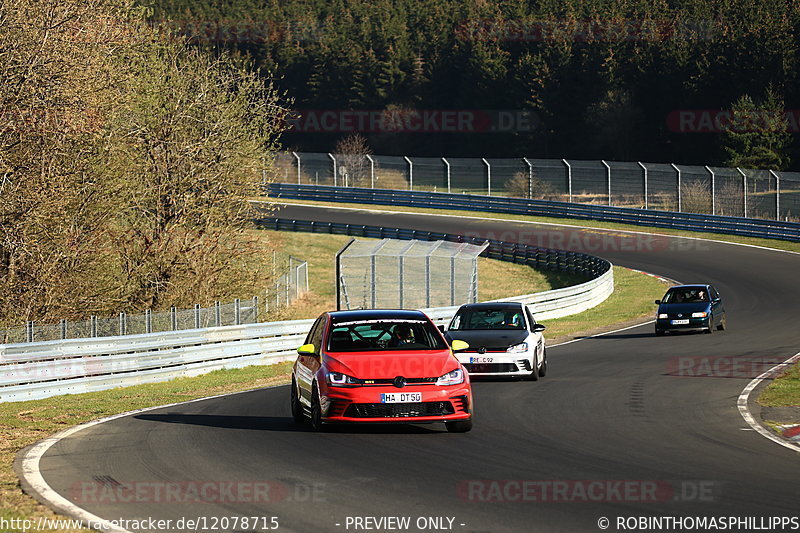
[148,0,800,169]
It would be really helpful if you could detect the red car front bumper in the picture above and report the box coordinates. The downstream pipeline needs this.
[320,384,472,423]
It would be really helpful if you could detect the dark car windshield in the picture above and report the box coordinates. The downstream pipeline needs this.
[662,288,710,304]
[327,319,447,352]
[449,308,525,331]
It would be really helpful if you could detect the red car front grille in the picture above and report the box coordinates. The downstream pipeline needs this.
[343,401,455,418]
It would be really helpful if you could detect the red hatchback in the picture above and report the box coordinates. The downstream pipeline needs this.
[291,309,473,432]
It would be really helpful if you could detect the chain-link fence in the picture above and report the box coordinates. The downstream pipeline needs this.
[274,152,800,221]
[1,255,308,344]
[335,238,489,310]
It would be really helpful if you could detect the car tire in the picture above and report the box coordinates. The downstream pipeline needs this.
[310,383,325,432]
[525,352,539,381]
[291,378,305,425]
[538,348,547,378]
[655,328,665,336]
[445,418,473,433]
[717,314,727,331]
[704,316,714,334]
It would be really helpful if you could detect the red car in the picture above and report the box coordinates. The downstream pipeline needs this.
[291,309,473,432]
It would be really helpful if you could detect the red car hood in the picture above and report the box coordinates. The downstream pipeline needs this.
[323,350,459,379]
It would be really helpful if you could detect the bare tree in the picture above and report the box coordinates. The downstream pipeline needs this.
[334,133,372,187]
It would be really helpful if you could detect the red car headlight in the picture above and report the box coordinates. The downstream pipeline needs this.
[327,372,362,387]
[436,368,464,386]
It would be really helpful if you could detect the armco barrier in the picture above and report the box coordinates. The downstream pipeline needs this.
[266,183,800,242]
[0,222,612,402]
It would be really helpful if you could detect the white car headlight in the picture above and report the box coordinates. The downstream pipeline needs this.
[691,312,708,318]
[658,313,668,319]
[327,372,361,387]
[437,368,464,386]
[507,342,529,353]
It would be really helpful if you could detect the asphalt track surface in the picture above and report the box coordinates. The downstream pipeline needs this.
[33,204,800,533]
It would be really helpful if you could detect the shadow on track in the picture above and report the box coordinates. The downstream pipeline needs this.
[134,413,443,434]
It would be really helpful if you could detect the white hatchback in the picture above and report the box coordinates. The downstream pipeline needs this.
[443,302,547,380]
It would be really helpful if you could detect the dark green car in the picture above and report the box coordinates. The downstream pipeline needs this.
[654,284,726,336]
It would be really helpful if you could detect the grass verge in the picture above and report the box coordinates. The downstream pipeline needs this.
[759,362,800,407]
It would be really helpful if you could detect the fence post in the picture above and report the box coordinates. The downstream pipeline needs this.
[234,299,241,325]
[482,158,491,196]
[370,254,377,308]
[705,165,715,215]
[90,315,97,338]
[292,151,301,184]
[170,306,177,331]
[328,153,337,186]
[442,157,451,193]
[523,158,533,199]
[146,309,152,334]
[366,154,375,189]
[737,167,747,218]
[424,255,431,308]
[562,159,572,203]
[215,301,221,327]
[26,321,33,343]
[450,256,456,306]
[601,160,611,206]
[119,312,126,336]
[671,163,682,212]
[404,156,413,190]
[60,319,67,340]
[253,296,259,323]
[194,304,201,329]
[770,170,780,220]
[638,162,648,209]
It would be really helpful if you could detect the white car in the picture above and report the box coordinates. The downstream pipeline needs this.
[443,302,547,380]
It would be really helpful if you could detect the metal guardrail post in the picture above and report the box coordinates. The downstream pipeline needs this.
[705,166,715,215]
[234,299,241,325]
[601,160,611,206]
[146,309,152,334]
[562,159,572,203]
[292,152,301,184]
[60,319,67,340]
[194,304,201,329]
[328,153,337,187]
[90,315,97,338]
[442,157,451,193]
[770,170,781,220]
[404,156,413,190]
[119,312,126,336]
[482,158,491,196]
[170,306,177,331]
[638,162,648,209]
[366,154,375,189]
[26,321,33,343]
[737,167,748,218]
[671,163,682,212]
[214,302,221,327]
[523,158,533,199]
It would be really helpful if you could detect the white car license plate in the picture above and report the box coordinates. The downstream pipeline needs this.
[381,392,421,403]
[470,357,494,363]
[671,319,690,325]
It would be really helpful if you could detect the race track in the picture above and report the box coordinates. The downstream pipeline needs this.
[30,204,800,533]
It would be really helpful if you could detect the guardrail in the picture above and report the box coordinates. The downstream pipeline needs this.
[0,219,612,402]
[267,183,800,242]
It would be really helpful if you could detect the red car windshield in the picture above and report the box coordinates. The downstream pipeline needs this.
[327,319,447,352]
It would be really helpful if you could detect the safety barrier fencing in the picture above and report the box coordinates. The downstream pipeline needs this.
[1,217,613,402]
